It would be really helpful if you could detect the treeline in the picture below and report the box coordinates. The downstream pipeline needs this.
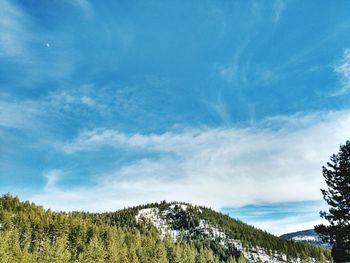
[0,195,245,262]
[71,201,332,262]
[0,195,332,262]
[199,206,331,262]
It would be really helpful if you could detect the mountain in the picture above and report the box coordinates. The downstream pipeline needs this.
[0,194,331,262]
[280,229,330,248]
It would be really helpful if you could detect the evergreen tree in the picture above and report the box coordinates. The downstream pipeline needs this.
[300,252,309,263]
[153,240,168,263]
[0,230,12,263]
[173,244,186,263]
[237,253,248,263]
[315,141,350,262]
[36,235,70,263]
[0,228,33,263]
[227,256,237,263]
[77,235,107,263]
[201,248,215,263]
[117,242,129,263]
[0,194,333,263]
[319,251,327,263]
[195,247,207,263]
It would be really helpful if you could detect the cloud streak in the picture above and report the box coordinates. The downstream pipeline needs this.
[250,215,325,236]
[43,169,63,192]
[331,48,350,96]
[222,200,327,235]
[30,110,350,218]
[0,0,33,59]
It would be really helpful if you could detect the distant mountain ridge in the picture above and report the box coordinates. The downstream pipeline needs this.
[280,229,330,248]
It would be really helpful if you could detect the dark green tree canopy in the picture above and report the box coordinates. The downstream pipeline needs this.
[315,140,350,262]
[0,194,332,262]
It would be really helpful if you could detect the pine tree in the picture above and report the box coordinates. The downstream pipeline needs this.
[153,240,168,263]
[36,235,70,263]
[118,242,129,263]
[300,252,309,263]
[201,248,215,263]
[227,256,237,263]
[0,230,12,263]
[195,247,207,263]
[173,244,185,263]
[315,141,350,262]
[319,251,327,263]
[237,254,248,263]
[77,235,107,263]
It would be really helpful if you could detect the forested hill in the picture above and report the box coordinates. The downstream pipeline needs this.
[0,194,331,263]
[280,229,330,248]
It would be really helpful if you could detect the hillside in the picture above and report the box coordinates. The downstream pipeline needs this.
[0,194,332,262]
[280,229,330,248]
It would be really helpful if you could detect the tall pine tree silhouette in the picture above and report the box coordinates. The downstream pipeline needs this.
[315,141,350,262]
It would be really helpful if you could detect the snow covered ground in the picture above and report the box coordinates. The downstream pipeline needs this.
[135,205,325,263]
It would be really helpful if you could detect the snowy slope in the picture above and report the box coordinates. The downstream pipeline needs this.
[280,229,330,248]
[135,203,328,263]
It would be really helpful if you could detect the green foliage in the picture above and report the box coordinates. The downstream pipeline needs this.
[237,254,248,263]
[77,235,107,263]
[0,194,332,262]
[315,141,350,262]
[36,235,71,263]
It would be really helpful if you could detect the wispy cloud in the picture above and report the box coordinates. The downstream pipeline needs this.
[210,98,232,126]
[0,86,107,131]
[251,215,325,236]
[43,169,63,192]
[0,0,77,85]
[30,110,350,216]
[0,99,41,129]
[273,0,287,23]
[0,0,33,59]
[331,48,350,96]
[48,90,98,111]
[222,200,326,235]
[215,39,252,86]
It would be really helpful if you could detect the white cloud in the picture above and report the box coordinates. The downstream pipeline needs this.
[0,0,32,59]
[49,91,97,109]
[225,201,327,235]
[0,89,103,132]
[251,216,325,236]
[43,169,63,192]
[215,38,252,86]
[31,110,350,219]
[81,96,95,106]
[331,48,350,96]
[210,99,232,125]
[0,100,41,129]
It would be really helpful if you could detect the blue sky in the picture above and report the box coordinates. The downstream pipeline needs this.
[1,0,350,235]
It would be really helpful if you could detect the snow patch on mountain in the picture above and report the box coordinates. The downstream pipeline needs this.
[135,205,324,263]
[280,229,330,248]
[292,235,318,242]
